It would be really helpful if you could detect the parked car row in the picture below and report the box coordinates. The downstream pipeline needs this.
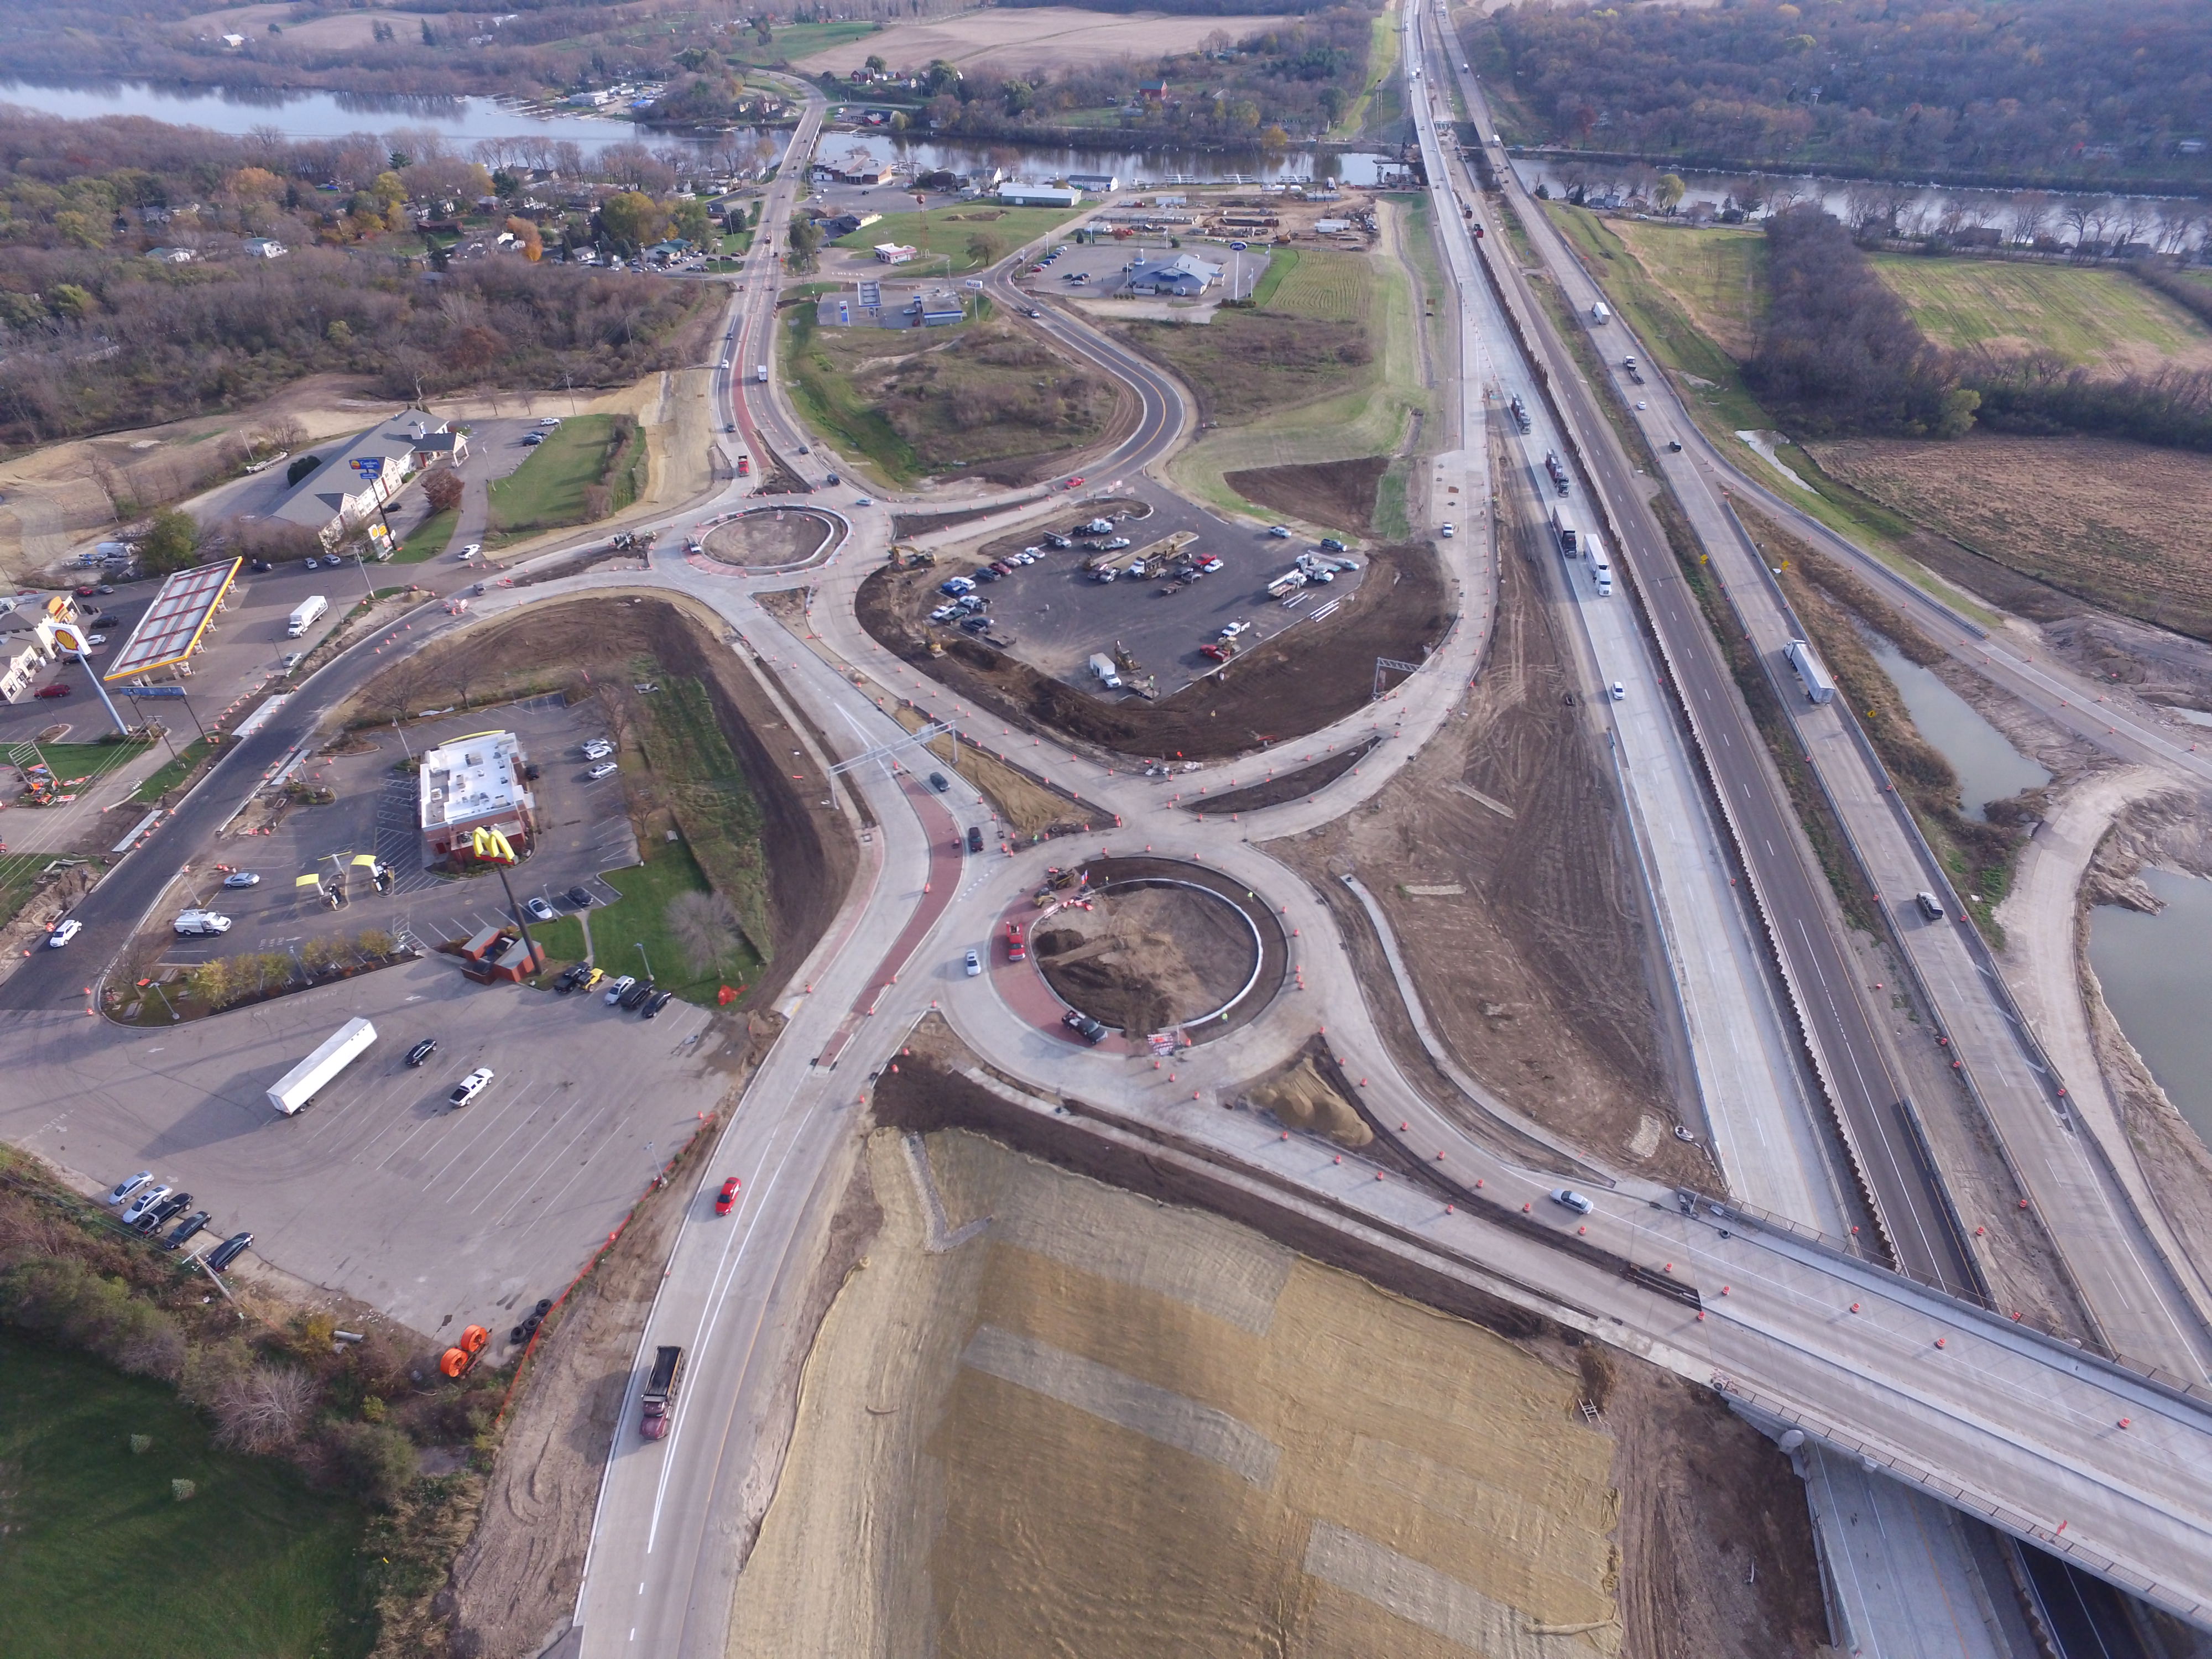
[597,973,675,1019]
[102,1170,251,1266]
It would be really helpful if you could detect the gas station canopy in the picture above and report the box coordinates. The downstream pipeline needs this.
[103,558,241,681]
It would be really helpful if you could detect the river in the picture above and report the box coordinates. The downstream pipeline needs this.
[1862,631,2048,821]
[0,77,1395,186]
[2089,868,2212,1153]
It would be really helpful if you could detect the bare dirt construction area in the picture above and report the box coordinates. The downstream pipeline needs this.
[701,507,837,568]
[857,539,1451,761]
[342,591,855,1003]
[1225,455,1390,537]
[1036,881,1258,1034]
[1805,433,2212,643]
[1273,523,1700,1181]
[794,8,1288,77]
[885,704,1083,838]
[724,1072,1825,1659]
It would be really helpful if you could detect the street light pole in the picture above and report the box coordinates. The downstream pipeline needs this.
[636,941,653,980]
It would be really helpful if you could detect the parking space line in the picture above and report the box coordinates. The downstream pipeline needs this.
[420,1074,563,1194]
[459,1088,592,1213]
[487,1107,619,1228]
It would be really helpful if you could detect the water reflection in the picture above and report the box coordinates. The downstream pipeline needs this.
[2089,868,2212,1153]
[1861,630,2048,820]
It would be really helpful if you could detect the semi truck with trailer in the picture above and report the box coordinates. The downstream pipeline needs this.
[1787,639,1837,705]
[1584,532,1614,597]
[286,595,327,637]
[266,1016,378,1114]
[1551,504,1579,557]
[640,1345,685,1439]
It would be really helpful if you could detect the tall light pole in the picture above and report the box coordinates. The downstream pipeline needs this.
[636,941,653,980]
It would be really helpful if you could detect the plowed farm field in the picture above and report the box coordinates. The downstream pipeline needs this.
[1806,432,2212,641]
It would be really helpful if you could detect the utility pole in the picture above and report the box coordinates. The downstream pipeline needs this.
[636,941,653,980]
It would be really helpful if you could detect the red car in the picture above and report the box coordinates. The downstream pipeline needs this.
[1005,922,1027,962]
[35,684,71,698]
[714,1176,741,1215]
[1065,476,1085,489]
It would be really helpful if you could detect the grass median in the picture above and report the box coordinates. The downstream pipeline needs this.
[393,507,457,564]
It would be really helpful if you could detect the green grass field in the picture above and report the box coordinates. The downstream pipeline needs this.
[831,205,1086,273]
[1249,247,1297,307]
[1606,219,1767,359]
[528,834,759,1004]
[1329,8,1400,139]
[1269,248,1373,322]
[781,307,921,487]
[9,739,149,791]
[393,507,456,564]
[0,1335,375,1659]
[731,18,877,65]
[486,415,634,541]
[1867,255,2212,368]
[131,737,212,804]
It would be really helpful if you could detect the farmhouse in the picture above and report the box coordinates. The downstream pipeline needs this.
[270,410,468,547]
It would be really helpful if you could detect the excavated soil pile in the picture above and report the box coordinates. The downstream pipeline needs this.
[1246,1053,1373,1148]
[727,1126,1626,1659]
[1036,882,1258,1034]
[1225,455,1389,538]
[702,508,837,568]
[343,592,855,1004]
[857,539,1450,760]
[1275,498,1701,1181]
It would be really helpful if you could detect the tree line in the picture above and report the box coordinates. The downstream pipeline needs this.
[0,112,714,450]
[1482,0,2212,190]
[1745,206,2212,453]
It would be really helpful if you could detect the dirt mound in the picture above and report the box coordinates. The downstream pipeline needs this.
[730,1081,1826,1659]
[857,539,1450,762]
[1248,1056,1373,1148]
[342,591,855,1005]
[1225,455,1389,537]
[1037,883,1258,1034]
[702,508,837,568]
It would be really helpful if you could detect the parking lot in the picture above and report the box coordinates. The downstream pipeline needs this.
[9,953,729,1340]
[1013,238,1270,309]
[926,487,1367,697]
[155,694,639,969]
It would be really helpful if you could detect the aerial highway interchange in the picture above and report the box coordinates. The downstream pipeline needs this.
[8,17,2212,1658]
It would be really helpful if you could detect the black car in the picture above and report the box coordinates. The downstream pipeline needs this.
[927,771,950,792]
[523,763,541,781]
[405,1038,439,1067]
[162,1210,211,1251]
[207,1232,254,1271]
[824,472,839,487]
[93,612,120,627]
[642,989,675,1019]
[566,886,595,907]
[555,964,590,994]
[137,1191,192,1233]
[248,558,273,573]
[619,978,655,1010]
[966,826,984,853]
[1062,1009,1108,1044]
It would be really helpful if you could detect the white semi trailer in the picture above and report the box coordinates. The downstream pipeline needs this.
[1786,639,1836,705]
[267,1017,378,1114]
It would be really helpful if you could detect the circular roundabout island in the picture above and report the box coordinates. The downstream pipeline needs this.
[699,507,841,570]
[1029,856,1289,1043]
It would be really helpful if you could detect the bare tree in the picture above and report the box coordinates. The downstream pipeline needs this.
[667,889,743,974]
[212,1363,316,1453]
[2007,190,2053,247]
[1841,180,1884,235]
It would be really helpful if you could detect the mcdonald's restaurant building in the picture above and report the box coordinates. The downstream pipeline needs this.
[418,731,536,868]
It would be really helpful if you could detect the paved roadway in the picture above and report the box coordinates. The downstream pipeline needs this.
[1401,9,1974,1296]
[1429,38,2212,1384]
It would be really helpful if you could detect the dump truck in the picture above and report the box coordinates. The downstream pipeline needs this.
[1543,450,1571,497]
[640,1344,684,1439]
[286,595,327,637]
[1787,639,1836,705]
[1509,394,1531,433]
[266,1016,377,1115]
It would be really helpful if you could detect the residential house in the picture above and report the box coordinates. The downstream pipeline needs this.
[1139,79,1168,101]
[241,237,288,259]
[1067,173,1120,194]
[143,246,197,264]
